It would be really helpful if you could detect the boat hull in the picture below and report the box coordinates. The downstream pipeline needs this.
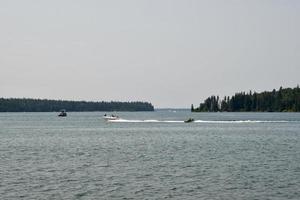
[103,116,119,121]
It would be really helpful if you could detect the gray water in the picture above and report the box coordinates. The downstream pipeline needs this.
[1,110,300,200]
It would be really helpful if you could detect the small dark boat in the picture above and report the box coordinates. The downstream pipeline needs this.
[58,110,67,117]
[184,118,194,123]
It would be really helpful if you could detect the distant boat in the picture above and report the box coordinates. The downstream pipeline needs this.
[103,114,119,121]
[58,110,67,117]
[184,118,194,123]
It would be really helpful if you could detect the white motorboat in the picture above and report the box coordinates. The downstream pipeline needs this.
[103,115,119,121]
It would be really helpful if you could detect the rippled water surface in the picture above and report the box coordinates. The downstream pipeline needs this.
[1,111,300,199]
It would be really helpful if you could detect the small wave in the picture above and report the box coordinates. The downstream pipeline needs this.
[108,119,289,123]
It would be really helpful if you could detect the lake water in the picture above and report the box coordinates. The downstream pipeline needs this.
[1,111,300,199]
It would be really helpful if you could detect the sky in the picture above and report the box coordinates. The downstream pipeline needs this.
[1,0,300,108]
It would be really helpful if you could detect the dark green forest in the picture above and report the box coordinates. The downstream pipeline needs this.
[192,86,300,112]
[0,98,154,112]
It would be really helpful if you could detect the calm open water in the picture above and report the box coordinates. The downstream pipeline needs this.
[0,110,300,200]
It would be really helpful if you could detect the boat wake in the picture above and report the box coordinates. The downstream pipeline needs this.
[108,119,290,123]
[194,120,289,123]
[108,119,182,123]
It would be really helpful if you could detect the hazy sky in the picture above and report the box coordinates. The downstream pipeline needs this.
[1,0,299,108]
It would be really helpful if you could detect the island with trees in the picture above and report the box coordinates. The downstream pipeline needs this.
[0,98,154,112]
[192,86,300,112]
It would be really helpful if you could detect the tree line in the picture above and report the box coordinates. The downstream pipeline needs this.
[0,98,154,112]
[192,86,300,112]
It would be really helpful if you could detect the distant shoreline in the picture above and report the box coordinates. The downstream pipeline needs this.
[0,98,154,112]
[192,86,300,112]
